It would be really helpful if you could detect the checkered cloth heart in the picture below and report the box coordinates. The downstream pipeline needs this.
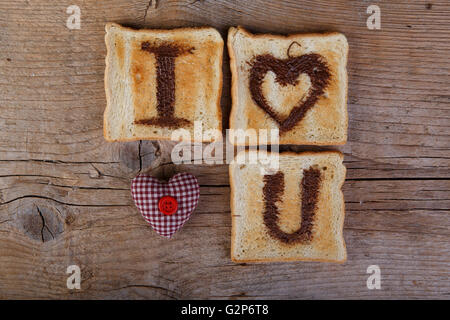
[131,173,200,238]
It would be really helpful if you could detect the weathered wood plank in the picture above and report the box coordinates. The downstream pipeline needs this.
[0,0,449,299]
[0,165,449,299]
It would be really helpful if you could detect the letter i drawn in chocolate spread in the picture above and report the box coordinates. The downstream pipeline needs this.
[263,167,322,244]
[134,41,194,128]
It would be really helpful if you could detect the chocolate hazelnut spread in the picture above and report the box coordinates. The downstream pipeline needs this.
[263,167,321,244]
[134,42,193,128]
[249,52,331,132]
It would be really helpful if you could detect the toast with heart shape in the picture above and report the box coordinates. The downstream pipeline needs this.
[228,26,348,145]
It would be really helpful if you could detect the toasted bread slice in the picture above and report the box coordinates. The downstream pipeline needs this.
[228,27,348,145]
[104,23,223,142]
[230,150,347,263]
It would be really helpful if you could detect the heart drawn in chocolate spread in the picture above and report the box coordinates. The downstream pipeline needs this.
[249,53,331,132]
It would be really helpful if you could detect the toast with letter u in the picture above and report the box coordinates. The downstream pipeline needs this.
[230,150,346,263]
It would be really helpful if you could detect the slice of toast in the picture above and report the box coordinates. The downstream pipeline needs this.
[229,150,347,263]
[228,26,348,146]
[104,23,223,142]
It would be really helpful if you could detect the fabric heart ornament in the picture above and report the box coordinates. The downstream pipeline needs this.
[249,52,331,132]
[131,173,200,238]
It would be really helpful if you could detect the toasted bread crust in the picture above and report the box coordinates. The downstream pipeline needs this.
[230,150,347,263]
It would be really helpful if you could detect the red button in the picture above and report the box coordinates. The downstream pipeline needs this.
[158,196,178,215]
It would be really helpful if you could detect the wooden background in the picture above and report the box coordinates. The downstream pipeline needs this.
[0,0,449,299]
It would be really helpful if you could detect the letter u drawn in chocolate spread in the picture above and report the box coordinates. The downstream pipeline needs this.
[134,42,194,128]
[263,167,321,244]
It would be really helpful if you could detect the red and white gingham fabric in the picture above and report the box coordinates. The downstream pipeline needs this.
[131,173,200,238]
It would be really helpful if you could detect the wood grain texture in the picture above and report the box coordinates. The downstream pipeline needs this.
[0,0,449,299]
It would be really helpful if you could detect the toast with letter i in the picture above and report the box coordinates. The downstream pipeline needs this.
[228,26,348,145]
[229,150,347,263]
[104,23,223,142]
